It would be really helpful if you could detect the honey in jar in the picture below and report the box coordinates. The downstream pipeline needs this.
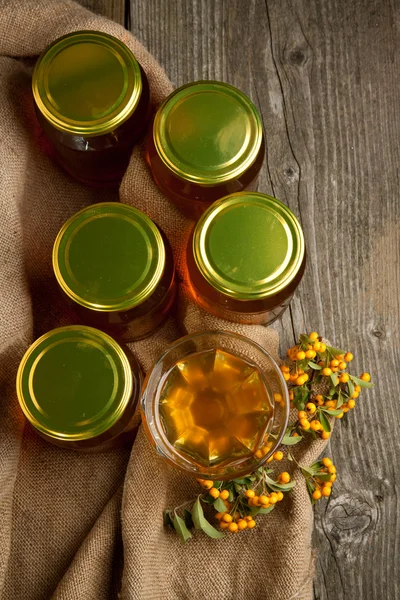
[146,81,265,218]
[16,326,142,450]
[32,31,151,186]
[159,348,273,468]
[186,192,306,325]
[53,203,176,341]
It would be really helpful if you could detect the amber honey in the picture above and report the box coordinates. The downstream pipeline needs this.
[159,349,273,468]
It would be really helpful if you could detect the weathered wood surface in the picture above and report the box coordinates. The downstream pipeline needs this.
[80,0,400,598]
[76,0,126,25]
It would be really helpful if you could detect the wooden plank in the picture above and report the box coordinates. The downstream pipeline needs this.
[75,0,126,25]
[129,1,400,599]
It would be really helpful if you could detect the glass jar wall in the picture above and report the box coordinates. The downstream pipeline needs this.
[185,192,306,325]
[16,326,142,450]
[53,203,176,341]
[146,81,265,219]
[32,31,151,186]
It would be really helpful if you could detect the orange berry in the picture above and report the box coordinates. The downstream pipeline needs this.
[322,367,332,376]
[196,478,205,484]
[295,375,307,386]
[266,455,274,463]
[306,402,317,415]
[321,431,331,440]
[274,393,283,404]
[313,341,322,352]
[247,519,256,529]
[255,449,263,459]
[305,350,316,359]
[355,385,361,393]
[348,399,356,409]
[202,480,214,490]
[339,373,349,383]
[330,359,339,368]
[279,472,291,484]
[336,354,345,360]
[300,418,311,430]
[219,489,229,500]
[324,481,333,488]
[360,372,371,382]
[312,490,322,500]
[344,352,354,362]
[324,400,335,408]
[244,516,253,522]
[268,493,278,504]
[277,492,284,501]
[228,522,239,533]
[260,495,270,505]
[245,489,255,499]
[319,343,327,352]
[338,361,347,370]
[322,486,331,497]
[220,521,229,529]
[223,514,233,523]
[309,332,319,341]
[310,420,321,431]
[253,496,260,506]
[298,410,307,419]
[336,412,344,419]
[273,451,284,461]
[331,367,339,372]
[209,488,220,499]
[296,351,306,360]
[238,519,248,530]
[215,512,225,520]
[330,474,337,482]
[328,465,336,474]
[283,372,290,381]
[322,458,332,467]
[280,365,290,373]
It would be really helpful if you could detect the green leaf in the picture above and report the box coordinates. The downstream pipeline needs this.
[301,466,315,478]
[201,494,215,505]
[213,481,222,489]
[191,497,224,539]
[318,409,331,433]
[315,472,333,482]
[336,390,344,409]
[281,433,304,445]
[347,380,354,398]
[184,509,194,529]
[330,372,339,387]
[164,511,174,529]
[308,361,322,370]
[213,496,227,513]
[228,489,235,502]
[327,345,346,356]
[233,477,251,485]
[248,506,261,516]
[265,474,296,492]
[350,375,374,388]
[321,408,343,416]
[173,513,192,543]
[259,505,276,514]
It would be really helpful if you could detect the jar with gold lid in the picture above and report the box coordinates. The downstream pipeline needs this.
[185,192,306,325]
[16,326,142,450]
[53,203,176,341]
[146,81,265,218]
[32,31,151,186]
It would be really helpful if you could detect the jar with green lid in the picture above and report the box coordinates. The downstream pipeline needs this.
[53,203,176,341]
[146,81,265,219]
[185,192,306,325]
[16,326,142,450]
[32,31,151,187]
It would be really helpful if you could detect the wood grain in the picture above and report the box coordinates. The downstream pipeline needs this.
[75,0,126,26]
[128,0,400,598]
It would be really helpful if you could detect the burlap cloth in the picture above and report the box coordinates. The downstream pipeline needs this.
[0,2,328,598]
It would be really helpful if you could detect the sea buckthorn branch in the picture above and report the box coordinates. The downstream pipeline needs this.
[164,331,373,541]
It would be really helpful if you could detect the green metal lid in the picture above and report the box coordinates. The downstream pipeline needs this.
[16,326,133,441]
[53,203,165,312]
[32,30,143,136]
[153,81,263,185]
[193,192,305,299]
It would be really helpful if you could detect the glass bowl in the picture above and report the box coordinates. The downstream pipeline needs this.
[141,331,289,480]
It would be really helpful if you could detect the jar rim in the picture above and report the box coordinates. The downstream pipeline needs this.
[32,30,143,136]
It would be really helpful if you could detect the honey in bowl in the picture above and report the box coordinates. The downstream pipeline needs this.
[158,349,273,468]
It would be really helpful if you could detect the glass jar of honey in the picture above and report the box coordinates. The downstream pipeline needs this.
[146,81,265,218]
[141,331,289,480]
[185,192,306,325]
[53,203,176,341]
[32,31,151,186]
[16,326,142,450]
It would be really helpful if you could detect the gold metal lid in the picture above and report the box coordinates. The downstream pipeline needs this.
[153,81,263,185]
[193,192,305,299]
[53,203,165,313]
[32,30,143,136]
[16,326,133,442]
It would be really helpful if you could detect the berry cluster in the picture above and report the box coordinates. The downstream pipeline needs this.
[281,331,372,442]
[301,458,337,502]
